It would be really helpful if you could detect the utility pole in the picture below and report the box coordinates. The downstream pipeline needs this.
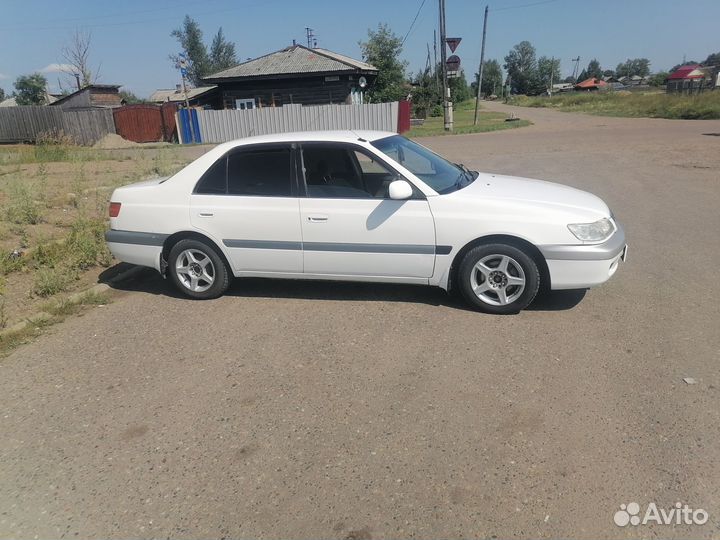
[571,56,580,81]
[473,5,489,126]
[305,27,315,48]
[439,0,452,131]
[548,56,555,96]
[433,29,439,92]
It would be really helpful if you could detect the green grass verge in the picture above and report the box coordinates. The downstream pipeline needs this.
[509,91,720,119]
[407,100,531,137]
[0,291,111,357]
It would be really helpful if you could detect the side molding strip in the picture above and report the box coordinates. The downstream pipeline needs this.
[105,230,169,246]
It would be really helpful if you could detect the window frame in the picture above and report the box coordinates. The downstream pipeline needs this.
[297,142,426,201]
[193,143,300,198]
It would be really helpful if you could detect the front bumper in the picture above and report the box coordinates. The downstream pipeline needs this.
[539,225,627,290]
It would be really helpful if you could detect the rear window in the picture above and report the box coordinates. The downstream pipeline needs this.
[195,156,227,194]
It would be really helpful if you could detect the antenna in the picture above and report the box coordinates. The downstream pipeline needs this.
[305,27,315,48]
[571,56,581,80]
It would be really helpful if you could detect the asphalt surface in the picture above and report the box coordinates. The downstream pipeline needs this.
[2,104,720,539]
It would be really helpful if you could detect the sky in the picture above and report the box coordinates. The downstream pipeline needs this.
[1,0,719,98]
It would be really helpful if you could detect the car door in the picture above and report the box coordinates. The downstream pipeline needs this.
[190,143,303,274]
[298,143,436,278]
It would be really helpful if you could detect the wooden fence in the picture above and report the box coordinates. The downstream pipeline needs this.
[0,106,116,145]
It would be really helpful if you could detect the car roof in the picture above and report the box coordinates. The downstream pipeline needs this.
[222,129,397,148]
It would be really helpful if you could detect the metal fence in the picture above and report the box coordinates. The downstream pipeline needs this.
[0,106,115,145]
[190,102,399,144]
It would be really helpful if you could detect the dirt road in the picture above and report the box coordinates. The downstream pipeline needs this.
[1,104,719,539]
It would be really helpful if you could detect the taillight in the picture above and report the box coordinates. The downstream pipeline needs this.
[109,202,121,217]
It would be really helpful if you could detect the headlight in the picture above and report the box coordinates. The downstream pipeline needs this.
[567,218,615,242]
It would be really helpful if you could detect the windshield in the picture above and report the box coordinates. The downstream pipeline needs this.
[371,135,476,194]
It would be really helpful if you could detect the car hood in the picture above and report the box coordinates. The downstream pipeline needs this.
[454,172,610,218]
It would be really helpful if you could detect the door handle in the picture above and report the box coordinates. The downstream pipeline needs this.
[307,216,328,223]
[198,212,214,217]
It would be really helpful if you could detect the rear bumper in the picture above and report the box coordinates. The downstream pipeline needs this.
[105,230,166,272]
[539,225,627,290]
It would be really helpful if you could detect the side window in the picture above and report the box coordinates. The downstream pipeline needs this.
[195,156,227,194]
[355,151,387,174]
[227,147,293,197]
[302,145,397,199]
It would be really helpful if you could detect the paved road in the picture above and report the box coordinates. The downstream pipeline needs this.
[2,105,720,539]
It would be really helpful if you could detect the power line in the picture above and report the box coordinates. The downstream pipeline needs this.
[401,0,427,46]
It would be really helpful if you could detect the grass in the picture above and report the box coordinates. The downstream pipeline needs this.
[509,90,720,119]
[407,100,531,137]
[0,140,195,330]
[0,290,110,357]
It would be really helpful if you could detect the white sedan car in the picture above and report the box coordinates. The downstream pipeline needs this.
[106,131,626,314]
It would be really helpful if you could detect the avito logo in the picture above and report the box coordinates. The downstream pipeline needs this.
[614,502,709,527]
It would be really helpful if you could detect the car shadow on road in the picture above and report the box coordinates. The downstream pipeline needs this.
[101,265,586,313]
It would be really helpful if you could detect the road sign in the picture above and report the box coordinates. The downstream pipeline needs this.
[180,67,188,78]
[446,70,459,79]
[446,54,461,72]
[445,37,462,53]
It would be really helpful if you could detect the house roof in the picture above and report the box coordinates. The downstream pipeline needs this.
[575,77,608,88]
[149,85,217,103]
[668,64,706,80]
[204,44,377,81]
[50,84,122,106]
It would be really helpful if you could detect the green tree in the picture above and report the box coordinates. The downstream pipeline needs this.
[0,87,5,102]
[538,56,561,90]
[410,67,439,117]
[359,23,408,103]
[648,71,669,86]
[702,52,720,66]
[473,59,503,97]
[586,58,602,79]
[119,90,144,104]
[14,73,48,105]
[449,69,471,103]
[602,69,615,78]
[616,58,651,78]
[503,41,541,95]
[209,28,237,73]
[171,15,211,85]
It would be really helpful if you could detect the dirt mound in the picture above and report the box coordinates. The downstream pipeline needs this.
[93,133,141,149]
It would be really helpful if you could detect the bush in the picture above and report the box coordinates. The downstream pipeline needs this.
[5,180,43,225]
[34,130,76,162]
[429,104,444,117]
[65,217,112,270]
[32,267,73,297]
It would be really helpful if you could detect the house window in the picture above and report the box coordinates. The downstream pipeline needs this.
[235,98,255,110]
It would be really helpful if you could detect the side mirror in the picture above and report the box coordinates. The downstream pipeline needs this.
[388,179,413,200]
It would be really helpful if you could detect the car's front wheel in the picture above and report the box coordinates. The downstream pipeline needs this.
[458,243,540,314]
[168,238,230,299]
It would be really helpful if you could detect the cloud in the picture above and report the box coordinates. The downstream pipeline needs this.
[38,63,75,74]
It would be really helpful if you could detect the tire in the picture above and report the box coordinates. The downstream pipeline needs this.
[458,243,540,314]
[168,238,230,299]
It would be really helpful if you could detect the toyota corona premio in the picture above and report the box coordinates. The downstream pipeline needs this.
[106,131,626,314]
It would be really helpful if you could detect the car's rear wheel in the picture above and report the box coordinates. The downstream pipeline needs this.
[458,243,540,314]
[168,239,230,299]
